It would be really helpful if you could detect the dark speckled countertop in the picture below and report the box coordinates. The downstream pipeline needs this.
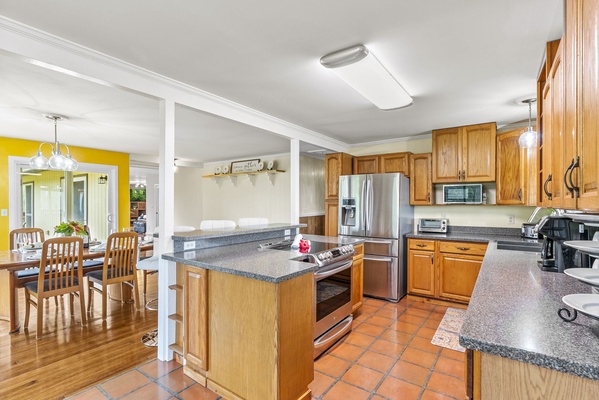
[460,240,599,381]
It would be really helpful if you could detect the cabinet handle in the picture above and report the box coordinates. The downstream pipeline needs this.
[427,192,431,202]
[457,247,470,251]
[517,188,523,202]
[563,158,575,197]
[416,244,427,247]
[568,156,580,198]
[431,255,434,264]
[543,174,553,200]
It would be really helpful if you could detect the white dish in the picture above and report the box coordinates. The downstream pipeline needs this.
[564,213,599,226]
[267,161,275,170]
[564,268,599,287]
[222,165,229,174]
[564,240,599,255]
[562,293,599,319]
[214,166,221,175]
[26,254,41,260]
[257,162,264,171]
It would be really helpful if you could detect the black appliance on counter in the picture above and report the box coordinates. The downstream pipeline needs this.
[537,215,592,272]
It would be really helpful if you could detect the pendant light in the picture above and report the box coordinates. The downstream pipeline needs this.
[29,115,78,171]
[518,98,537,148]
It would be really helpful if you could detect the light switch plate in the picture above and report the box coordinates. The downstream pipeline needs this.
[1,209,7,217]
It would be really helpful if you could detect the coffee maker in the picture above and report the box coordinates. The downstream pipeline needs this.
[537,215,589,272]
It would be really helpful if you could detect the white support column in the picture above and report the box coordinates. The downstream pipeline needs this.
[157,99,176,360]
[290,139,300,224]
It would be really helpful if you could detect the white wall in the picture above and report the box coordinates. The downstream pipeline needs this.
[300,155,324,216]
[173,166,204,229]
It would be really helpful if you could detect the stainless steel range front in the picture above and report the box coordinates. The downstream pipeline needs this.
[260,239,355,358]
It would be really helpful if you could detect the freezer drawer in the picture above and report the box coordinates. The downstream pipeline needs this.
[364,238,399,257]
[363,255,402,302]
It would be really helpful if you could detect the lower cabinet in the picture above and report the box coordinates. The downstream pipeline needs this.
[351,244,364,313]
[184,266,208,374]
[408,239,486,304]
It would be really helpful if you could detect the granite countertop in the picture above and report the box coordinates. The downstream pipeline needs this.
[407,225,531,244]
[460,241,599,380]
[171,223,305,241]
[162,235,364,284]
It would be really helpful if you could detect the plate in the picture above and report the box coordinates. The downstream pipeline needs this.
[564,240,599,256]
[214,166,221,175]
[257,162,264,171]
[267,161,275,170]
[564,213,599,226]
[222,165,229,174]
[564,268,599,287]
[562,293,599,320]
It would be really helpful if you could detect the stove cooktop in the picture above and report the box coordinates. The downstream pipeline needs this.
[259,239,355,267]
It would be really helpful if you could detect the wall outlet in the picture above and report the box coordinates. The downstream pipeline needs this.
[0,209,7,217]
[183,241,196,250]
[507,215,515,224]
[285,229,290,236]
[184,251,196,259]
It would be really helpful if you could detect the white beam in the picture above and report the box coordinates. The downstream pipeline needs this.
[290,139,300,224]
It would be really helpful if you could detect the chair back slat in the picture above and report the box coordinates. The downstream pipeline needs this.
[10,228,45,250]
[104,232,138,283]
[39,237,83,293]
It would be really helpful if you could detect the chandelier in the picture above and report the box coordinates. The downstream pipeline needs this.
[29,115,78,171]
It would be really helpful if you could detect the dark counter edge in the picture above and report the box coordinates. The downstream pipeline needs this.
[161,252,318,284]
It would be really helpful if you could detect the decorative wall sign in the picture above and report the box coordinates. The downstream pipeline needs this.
[231,159,260,173]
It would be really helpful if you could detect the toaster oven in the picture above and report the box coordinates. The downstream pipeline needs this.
[418,218,448,233]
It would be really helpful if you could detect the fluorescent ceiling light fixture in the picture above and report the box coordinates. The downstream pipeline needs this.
[320,45,412,110]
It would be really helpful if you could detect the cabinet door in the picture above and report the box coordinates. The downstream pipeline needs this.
[325,153,353,200]
[325,200,339,237]
[432,127,461,183]
[351,257,364,313]
[410,153,432,205]
[379,152,412,176]
[540,78,554,206]
[462,123,496,182]
[407,249,435,297]
[576,0,599,211]
[496,130,526,205]
[438,253,482,303]
[550,48,566,208]
[184,266,208,371]
[353,156,378,174]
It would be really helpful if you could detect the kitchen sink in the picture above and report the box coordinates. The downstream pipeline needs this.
[496,240,543,253]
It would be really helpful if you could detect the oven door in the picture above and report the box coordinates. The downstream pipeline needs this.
[314,259,353,339]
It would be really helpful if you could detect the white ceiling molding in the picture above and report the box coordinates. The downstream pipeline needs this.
[0,16,348,153]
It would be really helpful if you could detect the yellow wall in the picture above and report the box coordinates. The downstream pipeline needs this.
[0,137,130,250]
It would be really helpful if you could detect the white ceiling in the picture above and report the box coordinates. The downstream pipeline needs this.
[0,0,563,165]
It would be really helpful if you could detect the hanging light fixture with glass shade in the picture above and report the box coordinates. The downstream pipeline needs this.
[29,115,78,171]
[518,98,537,148]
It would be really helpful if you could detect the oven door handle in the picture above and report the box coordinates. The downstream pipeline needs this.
[314,315,353,354]
[314,260,353,281]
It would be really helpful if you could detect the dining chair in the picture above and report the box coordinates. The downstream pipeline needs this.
[87,231,140,320]
[9,227,45,250]
[136,226,195,310]
[23,236,86,339]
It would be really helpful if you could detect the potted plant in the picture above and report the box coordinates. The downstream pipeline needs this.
[54,221,87,237]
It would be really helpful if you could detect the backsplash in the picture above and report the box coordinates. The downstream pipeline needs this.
[414,205,537,228]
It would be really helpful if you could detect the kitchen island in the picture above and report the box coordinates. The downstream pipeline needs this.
[460,240,599,399]
[162,229,363,400]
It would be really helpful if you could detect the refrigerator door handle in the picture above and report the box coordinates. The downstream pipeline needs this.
[361,179,367,229]
[365,178,372,232]
[364,255,394,262]
[364,238,395,245]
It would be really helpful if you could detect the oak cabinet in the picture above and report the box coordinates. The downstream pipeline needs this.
[410,153,432,205]
[432,122,496,183]
[325,152,353,200]
[407,239,486,304]
[184,266,208,374]
[496,130,527,205]
[351,243,364,313]
[353,152,412,176]
[325,200,339,237]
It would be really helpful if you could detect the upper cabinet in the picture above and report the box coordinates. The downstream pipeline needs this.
[353,152,412,176]
[496,129,528,205]
[432,122,496,183]
[538,0,599,211]
[410,153,432,205]
[325,152,353,200]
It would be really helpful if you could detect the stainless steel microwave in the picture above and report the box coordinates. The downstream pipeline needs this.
[443,184,483,204]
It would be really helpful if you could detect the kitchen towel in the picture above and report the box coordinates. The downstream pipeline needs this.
[431,307,466,352]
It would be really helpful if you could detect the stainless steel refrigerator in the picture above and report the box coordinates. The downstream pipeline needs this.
[338,173,413,302]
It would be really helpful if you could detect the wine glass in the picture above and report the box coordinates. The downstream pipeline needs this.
[17,233,27,253]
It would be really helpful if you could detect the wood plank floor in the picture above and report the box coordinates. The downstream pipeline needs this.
[0,273,159,400]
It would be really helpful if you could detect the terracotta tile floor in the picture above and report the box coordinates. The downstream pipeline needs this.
[68,297,465,400]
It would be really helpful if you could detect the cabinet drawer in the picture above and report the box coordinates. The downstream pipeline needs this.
[439,241,487,256]
[409,239,436,251]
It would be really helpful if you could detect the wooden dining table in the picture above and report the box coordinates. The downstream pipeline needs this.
[0,244,153,334]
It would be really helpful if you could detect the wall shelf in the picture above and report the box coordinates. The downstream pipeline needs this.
[202,170,285,186]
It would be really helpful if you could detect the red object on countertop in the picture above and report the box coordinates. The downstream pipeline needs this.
[299,239,311,253]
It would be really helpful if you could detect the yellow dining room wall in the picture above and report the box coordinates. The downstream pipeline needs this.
[0,137,130,251]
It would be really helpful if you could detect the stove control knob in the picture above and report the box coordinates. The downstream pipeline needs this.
[325,251,332,259]
[318,253,325,260]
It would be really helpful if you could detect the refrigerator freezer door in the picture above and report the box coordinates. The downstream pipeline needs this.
[364,238,399,257]
[339,175,367,237]
[366,174,400,239]
[363,255,401,302]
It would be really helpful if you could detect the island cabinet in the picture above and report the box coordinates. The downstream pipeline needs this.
[351,243,364,313]
[432,122,496,183]
[175,263,314,400]
[407,239,486,304]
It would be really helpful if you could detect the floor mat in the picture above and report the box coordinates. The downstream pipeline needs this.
[141,329,158,347]
[431,307,466,352]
